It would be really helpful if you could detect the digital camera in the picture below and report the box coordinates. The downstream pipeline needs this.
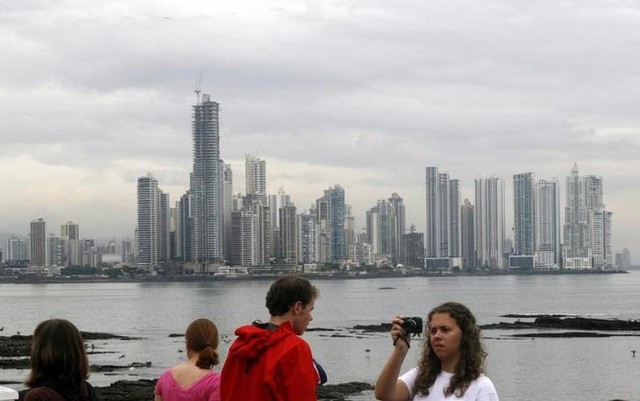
[401,316,423,335]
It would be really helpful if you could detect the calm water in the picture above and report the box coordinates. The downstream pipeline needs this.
[2,272,640,401]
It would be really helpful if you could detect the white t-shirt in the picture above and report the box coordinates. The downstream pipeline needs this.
[399,368,499,401]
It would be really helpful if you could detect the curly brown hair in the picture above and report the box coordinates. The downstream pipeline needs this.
[413,302,487,397]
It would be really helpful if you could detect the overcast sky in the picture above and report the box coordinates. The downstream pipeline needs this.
[1,0,638,260]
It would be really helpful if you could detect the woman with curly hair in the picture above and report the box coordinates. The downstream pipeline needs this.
[375,302,498,401]
[154,318,221,401]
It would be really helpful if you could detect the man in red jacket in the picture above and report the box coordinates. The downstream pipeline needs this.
[221,275,321,401]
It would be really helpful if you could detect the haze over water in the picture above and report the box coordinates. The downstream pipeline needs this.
[2,273,640,400]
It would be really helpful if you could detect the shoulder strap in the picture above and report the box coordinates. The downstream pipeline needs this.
[85,382,99,401]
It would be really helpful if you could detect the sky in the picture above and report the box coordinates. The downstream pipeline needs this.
[1,0,639,260]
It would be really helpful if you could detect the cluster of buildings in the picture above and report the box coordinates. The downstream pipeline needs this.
[0,220,135,275]
[0,94,631,275]
[425,165,619,271]
[133,94,628,275]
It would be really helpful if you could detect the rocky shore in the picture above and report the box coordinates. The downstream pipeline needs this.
[3,331,373,401]
[13,379,373,401]
[350,315,640,338]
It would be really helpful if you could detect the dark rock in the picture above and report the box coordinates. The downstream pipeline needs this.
[352,323,391,333]
[0,332,141,358]
[90,362,152,372]
[480,315,640,332]
[0,357,29,369]
[0,335,31,357]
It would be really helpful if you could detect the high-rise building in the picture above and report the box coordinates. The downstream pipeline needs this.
[30,218,47,267]
[388,193,407,263]
[121,239,135,265]
[246,155,266,199]
[137,174,164,271]
[176,191,193,262]
[402,225,424,268]
[158,192,171,263]
[191,94,222,265]
[47,235,64,267]
[268,188,291,230]
[222,164,234,262]
[366,199,396,260]
[343,205,356,261]
[460,199,475,268]
[297,211,317,264]
[425,167,439,257]
[231,210,257,266]
[534,179,561,268]
[315,185,345,263]
[425,167,461,258]
[474,177,505,269]
[562,163,613,269]
[60,221,80,267]
[60,221,79,240]
[513,172,536,256]
[5,237,29,261]
[279,205,298,264]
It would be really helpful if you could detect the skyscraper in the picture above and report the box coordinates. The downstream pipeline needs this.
[245,154,267,198]
[534,179,561,268]
[30,218,47,267]
[231,210,257,266]
[191,94,222,265]
[513,172,536,256]
[297,211,317,264]
[460,199,475,268]
[222,164,233,262]
[279,204,298,264]
[137,174,160,271]
[474,177,505,269]
[61,220,80,267]
[425,167,461,258]
[562,163,613,269]
[366,199,396,260]
[388,193,407,263]
[315,185,345,263]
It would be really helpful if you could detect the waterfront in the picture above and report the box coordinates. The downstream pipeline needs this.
[2,272,640,400]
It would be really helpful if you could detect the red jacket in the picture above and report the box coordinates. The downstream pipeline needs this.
[220,321,319,401]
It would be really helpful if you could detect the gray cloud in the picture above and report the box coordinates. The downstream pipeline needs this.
[1,0,639,258]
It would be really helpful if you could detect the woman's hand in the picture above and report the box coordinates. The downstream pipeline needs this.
[391,316,410,350]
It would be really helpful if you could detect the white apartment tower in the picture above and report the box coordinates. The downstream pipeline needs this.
[425,167,461,258]
[246,155,267,199]
[534,179,561,268]
[563,163,613,269]
[137,174,160,271]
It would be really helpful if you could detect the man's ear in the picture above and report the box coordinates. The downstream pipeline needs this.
[292,300,303,314]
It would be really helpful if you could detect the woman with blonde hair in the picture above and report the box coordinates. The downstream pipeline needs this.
[155,318,221,401]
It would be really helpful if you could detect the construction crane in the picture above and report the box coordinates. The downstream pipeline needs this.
[194,70,203,104]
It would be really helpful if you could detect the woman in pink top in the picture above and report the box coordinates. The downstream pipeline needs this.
[155,318,221,401]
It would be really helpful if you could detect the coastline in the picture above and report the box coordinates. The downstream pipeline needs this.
[0,267,629,284]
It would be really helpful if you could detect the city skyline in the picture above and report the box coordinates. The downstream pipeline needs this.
[1,1,639,259]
